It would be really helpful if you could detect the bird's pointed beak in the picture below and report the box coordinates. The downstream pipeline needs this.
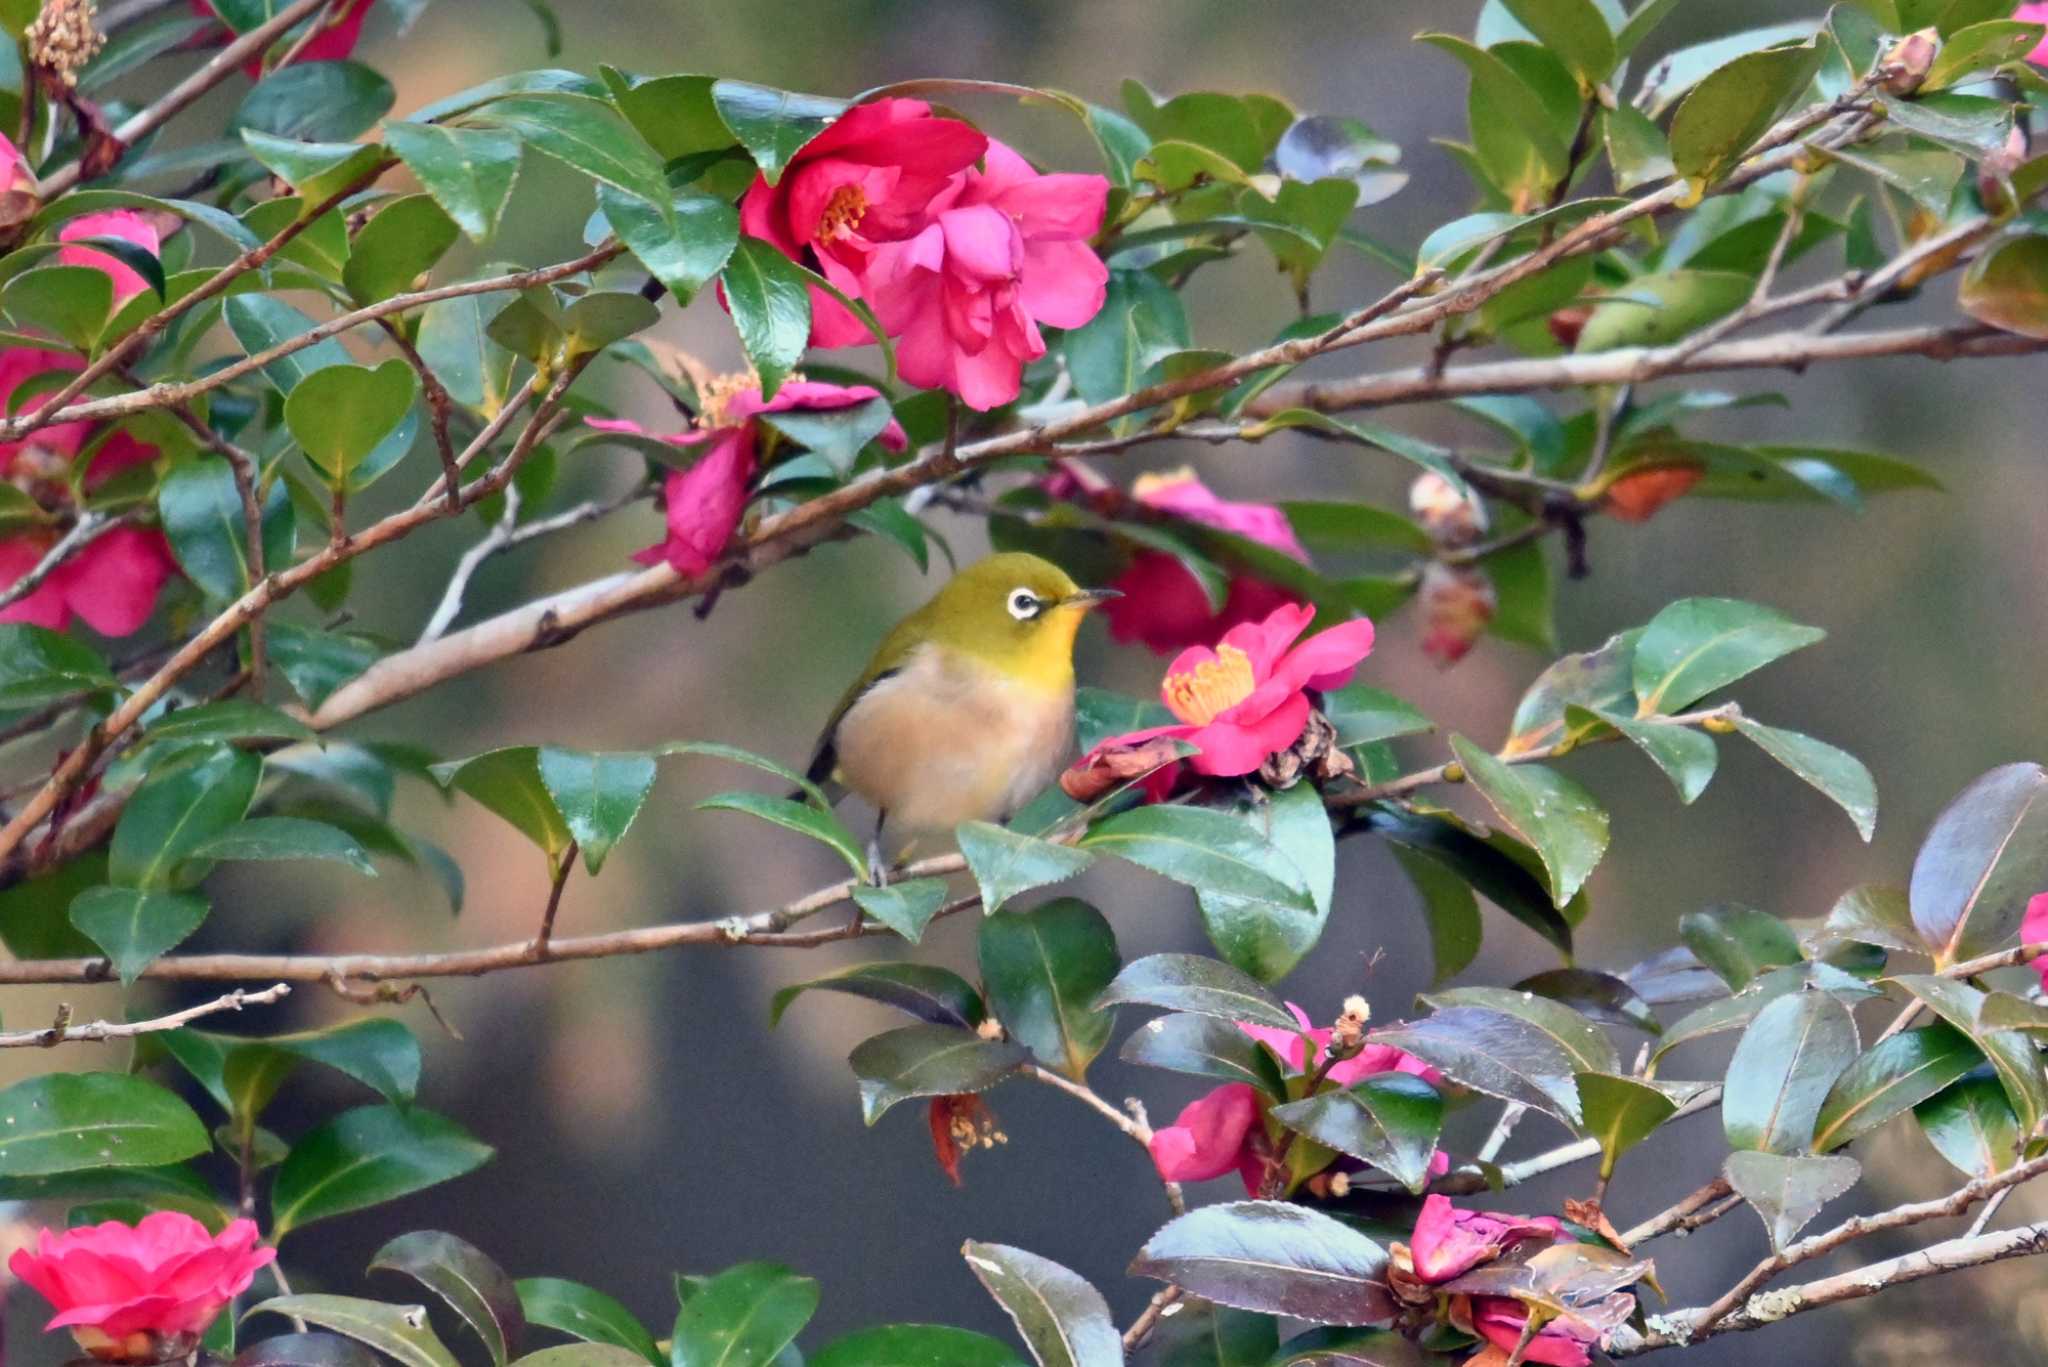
[1060,588,1122,611]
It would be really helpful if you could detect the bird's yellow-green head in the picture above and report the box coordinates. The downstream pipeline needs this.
[883,552,1117,692]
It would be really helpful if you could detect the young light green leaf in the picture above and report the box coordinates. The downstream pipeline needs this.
[1668,39,1824,187]
[286,361,419,488]
[1631,597,1825,716]
[1577,1073,1702,1178]
[343,195,460,304]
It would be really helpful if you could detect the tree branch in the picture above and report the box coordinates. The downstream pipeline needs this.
[0,511,133,614]
[0,982,289,1046]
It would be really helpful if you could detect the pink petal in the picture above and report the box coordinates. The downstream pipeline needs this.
[2025,891,2048,990]
[585,417,711,448]
[1216,602,1316,678]
[0,537,71,629]
[1268,618,1377,696]
[1238,1003,1315,1072]
[1183,693,1312,777]
[638,432,755,577]
[60,528,176,637]
[1104,554,1226,655]
[1018,237,1109,330]
[947,331,1025,411]
[57,211,161,305]
[938,205,1022,283]
[999,171,1112,240]
[1147,1083,1259,1183]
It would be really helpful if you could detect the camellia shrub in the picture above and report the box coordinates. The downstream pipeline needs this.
[1,0,2048,1363]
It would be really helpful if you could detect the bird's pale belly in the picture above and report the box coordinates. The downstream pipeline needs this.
[832,648,1074,833]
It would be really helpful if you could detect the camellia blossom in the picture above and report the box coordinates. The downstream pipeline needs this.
[589,379,906,577]
[1408,1194,1564,1285]
[1148,1001,1440,1194]
[1071,601,1374,799]
[0,129,38,228]
[863,140,1110,410]
[2023,892,2048,991]
[1469,1298,1603,1367]
[738,98,987,347]
[1417,561,1495,668]
[1087,468,1314,655]
[2017,3,2048,64]
[10,1212,276,1362]
[57,210,162,305]
[189,0,377,77]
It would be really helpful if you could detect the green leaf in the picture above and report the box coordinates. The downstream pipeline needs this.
[1605,102,1675,190]
[1890,975,2048,1137]
[110,745,260,889]
[433,747,575,861]
[1081,805,1314,911]
[1812,1023,1981,1152]
[371,1231,524,1367]
[1909,763,2048,966]
[563,292,660,356]
[1680,904,1804,989]
[515,1349,649,1367]
[847,1025,1027,1125]
[235,1333,385,1367]
[1501,0,1617,87]
[266,623,381,708]
[1591,709,1719,803]
[1822,884,1918,955]
[709,81,846,185]
[286,361,420,488]
[384,122,522,242]
[256,1017,422,1106]
[1733,717,1876,840]
[1631,597,1825,716]
[1062,268,1190,413]
[144,700,316,747]
[758,395,895,478]
[0,623,114,707]
[1722,990,1861,1153]
[4,265,110,351]
[1927,19,2048,89]
[1575,269,1753,352]
[850,878,951,944]
[1129,1202,1390,1326]
[406,69,606,123]
[698,791,866,878]
[1960,233,2048,341]
[233,59,392,140]
[814,1327,1024,1367]
[1423,986,1619,1073]
[1361,806,1571,954]
[1668,39,1824,187]
[978,898,1120,1081]
[1270,1074,1444,1193]
[1197,786,1333,984]
[1578,1073,1694,1178]
[0,1073,208,1174]
[1369,1006,1582,1126]
[69,886,208,984]
[668,1261,818,1367]
[1319,686,1432,748]
[770,961,984,1030]
[239,130,385,202]
[224,294,354,394]
[1449,737,1608,908]
[600,70,729,163]
[1389,846,1481,988]
[598,184,738,307]
[270,1104,493,1236]
[1267,1327,1424,1367]
[190,817,378,877]
[344,195,460,305]
[960,1242,1121,1367]
[1120,1012,1288,1098]
[1244,408,1467,496]
[1723,1150,1861,1250]
[1916,1075,2020,1180]
[246,1296,461,1367]
[516,1279,661,1367]
[955,821,1094,914]
[467,95,669,205]
[719,237,811,400]
[1419,34,1570,207]
[1093,952,1297,1030]
[157,456,293,602]
[536,748,658,874]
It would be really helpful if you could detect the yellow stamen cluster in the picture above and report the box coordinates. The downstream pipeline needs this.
[1164,643,1256,726]
[695,370,764,429]
[27,0,104,88]
[817,184,869,240]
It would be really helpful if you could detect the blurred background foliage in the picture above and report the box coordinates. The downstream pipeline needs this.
[5,1,2044,1363]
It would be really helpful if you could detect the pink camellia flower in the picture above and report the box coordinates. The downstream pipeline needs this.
[57,210,162,305]
[189,0,377,77]
[10,1212,276,1363]
[739,98,988,348]
[1070,601,1374,800]
[1074,468,1315,656]
[1241,1001,1442,1090]
[2017,3,2048,64]
[2023,892,2048,990]
[863,140,1110,410]
[1417,561,1495,668]
[0,129,38,227]
[1470,1297,1602,1367]
[589,379,906,577]
[1408,1194,1564,1285]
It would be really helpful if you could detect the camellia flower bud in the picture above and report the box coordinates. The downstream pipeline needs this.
[1601,463,1704,523]
[1409,472,1485,547]
[1546,304,1592,350]
[1879,28,1938,97]
[1417,562,1496,667]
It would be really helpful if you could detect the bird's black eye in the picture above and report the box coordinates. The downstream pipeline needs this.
[1006,587,1043,621]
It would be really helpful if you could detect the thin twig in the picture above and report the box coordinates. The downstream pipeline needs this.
[0,983,289,1047]
[415,483,650,645]
[0,512,130,614]
[533,841,578,954]
[1121,1286,1185,1352]
[377,317,465,508]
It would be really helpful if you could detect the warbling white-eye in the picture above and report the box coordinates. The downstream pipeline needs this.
[805,552,1119,878]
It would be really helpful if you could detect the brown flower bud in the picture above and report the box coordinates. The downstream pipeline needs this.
[1879,29,1938,97]
[1418,562,1496,667]
[1979,123,2030,215]
[1409,473,1486,547]
[1060,736,1186,803]
[1546,304,1593,350]
[1602,462,1704,522]
[1258,707,1354,791]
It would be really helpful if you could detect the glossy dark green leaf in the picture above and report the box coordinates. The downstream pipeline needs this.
[4,266,110,350]
[0,624,113,707]
[847,1025,1027,1125]
[261,1017,423,1106]
[1318,688,1432,749]
[1083,804,1314,911]
[758,396,894,477]
[517,1279,662,1367]
[1668,39,1823,187]
[1821,884,1918,955]
[1388,846,1480,988]
[978,899,1119,1081]
[1908,763,2048,966]
[384,122,522,242]
[1724,1149,1861,1251]
[1246,408,1467,496]
[1812,1023,1980,1152]
[961,1242,1120,1367]
[191,817,378,877]
[109,745,260,889]
[1681,905,1804,990]
[372,1231,524,1367]
[1120,1012,1288,1098]
[468,95,669,205]
[598,184,739,307]
[952,821,1093,913]
[234,1333,386,1367]
[1631,597,1825,716]
[233,59,392,140]
[270,1104,493,1236]
[224,294,353,394]
[1577,1073,1700,1177]
[431,747,575,861]
[1722,990,1861,1153]
[0,1073,208,1174]
[1197,786,1333,984]
[562,292,660,356]
[1733,717,1876,840]
[1586,709,1718,804]
[239,131,385,203]
[1129,1202,1391,1326]
[1267,1326,1427,1366]
[157,456,293,602]
[1916,1075,2020,1179]
[849,878,952,944]
[1270,1073,1444,1194]
[1155,1302,1278,1367]
[1516,969,1660,1034]
[1358,806,1571,954]
[667,1261,818,1367]
[1062,268,1190,412]
[344,195,460,305]
[1449,738,1607,909]
[246,1296,461,1367]
[1094,953,1297,1030]
[143,700,316,748]
[266,623,381,709]
[1890,975,2048,1137]
[770,961,984,1030]
[1369,1007,1581,1126]
[696,791,867,877]
[811,1325,1026,1367]
[69,886,208,985]
[286,360,419,488]
[1424,986,1619,1073]
[720,236,811,400]
[535,748,658,875]
[709,81,845,184]
[0,853,106,959]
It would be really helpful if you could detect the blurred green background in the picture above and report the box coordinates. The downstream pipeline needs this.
[7,1,2048,1363]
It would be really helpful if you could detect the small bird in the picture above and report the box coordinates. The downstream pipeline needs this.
[806,552,1118,878]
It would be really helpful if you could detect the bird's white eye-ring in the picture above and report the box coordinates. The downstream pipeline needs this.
[1006,587,1043,621]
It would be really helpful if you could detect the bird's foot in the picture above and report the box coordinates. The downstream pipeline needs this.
[865,836,890,888]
